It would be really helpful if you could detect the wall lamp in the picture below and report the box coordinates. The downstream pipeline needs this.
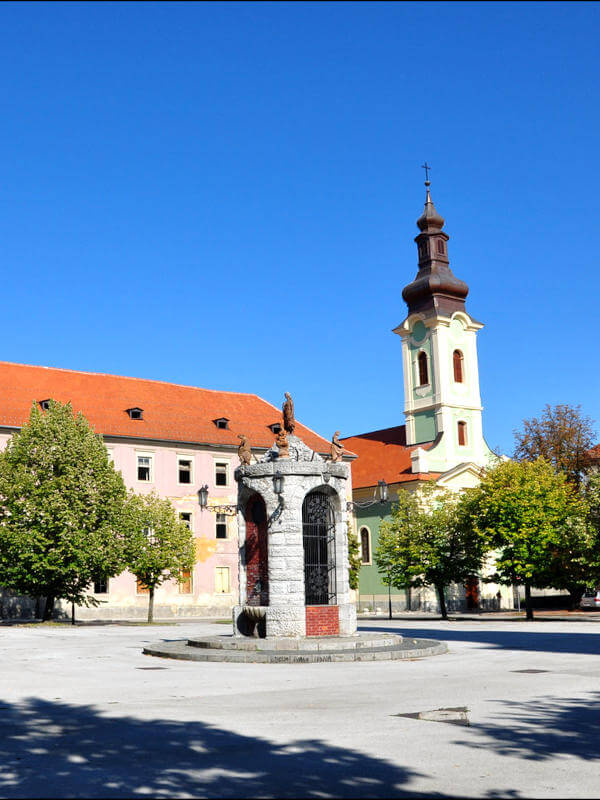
[346,479,389,512]
[273,470,285,508]
[197,485,238,516]
[197,472,285,515]
[273,470,284,496]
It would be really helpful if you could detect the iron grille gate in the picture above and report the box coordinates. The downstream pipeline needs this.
[302,491,336,605]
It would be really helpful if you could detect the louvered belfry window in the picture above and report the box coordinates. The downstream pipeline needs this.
[418,351,429,386]
[453,350,464,383]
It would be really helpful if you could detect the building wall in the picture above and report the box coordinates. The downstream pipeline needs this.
[0,428,242,619]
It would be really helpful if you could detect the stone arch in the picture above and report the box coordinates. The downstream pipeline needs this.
[244,492,268,607]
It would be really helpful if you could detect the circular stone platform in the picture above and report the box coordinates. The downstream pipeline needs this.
[143,633,447,663]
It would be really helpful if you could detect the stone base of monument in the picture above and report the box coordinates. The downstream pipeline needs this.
[232,603,357,638]
[143,633,447,663]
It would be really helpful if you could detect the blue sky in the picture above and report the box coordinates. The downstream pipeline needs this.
[1,1,598,454]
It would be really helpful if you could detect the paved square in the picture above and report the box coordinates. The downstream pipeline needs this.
[1,618,599,797]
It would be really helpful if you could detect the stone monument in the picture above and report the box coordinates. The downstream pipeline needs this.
[144,396,447,660]
[233,399,356,639]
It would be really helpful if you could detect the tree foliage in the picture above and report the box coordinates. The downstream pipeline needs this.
[581,473,600,588]
[347,521,362,591]
[513,404,596,487]
[375,484,487,619]
[0,401,128,619]
[123,491,195,622]
[466,458,587,619]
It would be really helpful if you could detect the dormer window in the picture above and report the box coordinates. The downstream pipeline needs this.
[39,399,51,411]
[126,407,143,420]
[269,423,282,434]
[213,418,229,430]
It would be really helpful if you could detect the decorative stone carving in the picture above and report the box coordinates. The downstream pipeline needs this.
[275,428,290,459]
[330,431,344,463]
[237,434,252,465]
[282,392,295,434]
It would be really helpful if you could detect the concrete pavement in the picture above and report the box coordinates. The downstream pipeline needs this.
[1,618,599,797]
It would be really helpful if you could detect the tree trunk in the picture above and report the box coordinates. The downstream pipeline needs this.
[436,584,448,620]
[568,586,584,610]
[71,602,76,626]
[524,581,534,621]
[148,586,154,624]
[43,594,55,621]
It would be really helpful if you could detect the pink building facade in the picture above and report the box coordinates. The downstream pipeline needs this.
[0,361,333,620]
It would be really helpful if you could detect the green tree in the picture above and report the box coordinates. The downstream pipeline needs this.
[347,522,362,592]
[467,459,586,619]
[375,484,487,620]
[123,491,195,622]
[0,401,127,620]
[513,404,596,487]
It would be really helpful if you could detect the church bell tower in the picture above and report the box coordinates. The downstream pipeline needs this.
[394,175,493,473]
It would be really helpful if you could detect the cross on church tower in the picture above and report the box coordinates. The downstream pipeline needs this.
[421,161,431,184]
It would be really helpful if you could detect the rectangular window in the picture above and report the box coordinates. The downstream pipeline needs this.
[137,453,153,482]
[215,566,230,594]
[136,578,149,595]
[178,457,193,485]
[179,512,193,531]
[93,578,108,594]
[215,462,229,486]
[179,569,193,594]
[215,513,228,539]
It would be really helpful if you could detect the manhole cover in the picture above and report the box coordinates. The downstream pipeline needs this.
[511,669,549,674]
[394,707,469,726]
[136,667,169,670]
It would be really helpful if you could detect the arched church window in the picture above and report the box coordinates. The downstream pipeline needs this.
[360,527,371,565]
[418,351,429,386]
[453,350,464,383]
[436,239,445,254]
[457,421,467,446]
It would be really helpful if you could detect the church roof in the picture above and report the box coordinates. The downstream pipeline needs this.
[587,443,600,465]
[341,425,439,489]
[0,360,332,453]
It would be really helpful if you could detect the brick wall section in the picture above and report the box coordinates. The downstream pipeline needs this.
[305,605,339,636]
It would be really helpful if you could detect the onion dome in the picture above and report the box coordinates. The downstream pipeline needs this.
[402,179,469,317]
[417,183,445,231]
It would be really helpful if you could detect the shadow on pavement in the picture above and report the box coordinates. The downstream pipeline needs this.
[0,697,440,798]
[359,625,600,655]
[456,692,600,762]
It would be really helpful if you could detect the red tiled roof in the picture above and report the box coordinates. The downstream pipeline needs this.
[341,425,439,489]
[588,444,600,464]
[0,361,332,453]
